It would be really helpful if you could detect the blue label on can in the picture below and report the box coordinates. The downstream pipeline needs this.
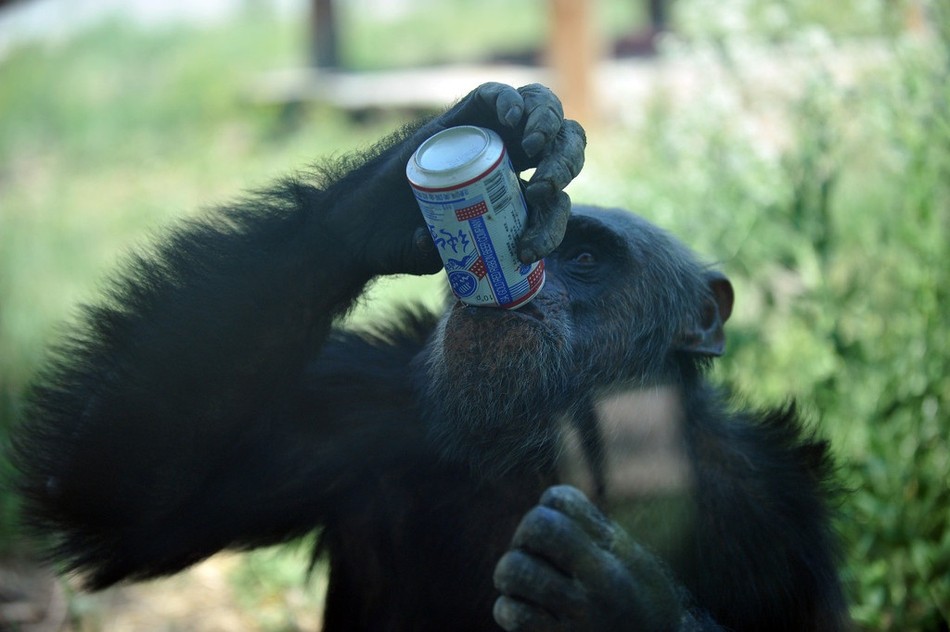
[467,215,512,306]
[448,270,478,298]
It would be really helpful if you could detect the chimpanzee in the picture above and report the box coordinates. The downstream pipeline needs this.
[12,83,847,631]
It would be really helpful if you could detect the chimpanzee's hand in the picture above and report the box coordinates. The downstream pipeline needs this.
[365,83,585,277]
[435,83,586,264]
[493,485,685,632]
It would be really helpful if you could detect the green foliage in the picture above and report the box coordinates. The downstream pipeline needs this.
[228,544,328,631]
[575,2,949,627]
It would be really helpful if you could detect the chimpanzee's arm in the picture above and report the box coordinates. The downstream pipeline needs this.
[12,83,585,589]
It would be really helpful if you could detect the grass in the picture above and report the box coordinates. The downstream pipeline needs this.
[1,0,947,629]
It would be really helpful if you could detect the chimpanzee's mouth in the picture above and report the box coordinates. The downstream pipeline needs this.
[511,301,546,321]
[454,301,544,323]
[445,286,571,346]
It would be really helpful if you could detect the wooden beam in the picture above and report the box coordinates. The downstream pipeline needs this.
[547,0,601,125]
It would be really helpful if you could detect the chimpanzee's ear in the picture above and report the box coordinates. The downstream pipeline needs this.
[676,271,734,357]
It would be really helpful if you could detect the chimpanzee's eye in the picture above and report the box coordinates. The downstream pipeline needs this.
[572,252,597,265]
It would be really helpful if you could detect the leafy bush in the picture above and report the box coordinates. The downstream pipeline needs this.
[574,2,948,627]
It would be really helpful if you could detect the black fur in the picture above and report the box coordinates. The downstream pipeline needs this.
[11,83,846,631]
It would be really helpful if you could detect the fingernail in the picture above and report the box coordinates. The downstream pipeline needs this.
[518,241,540,264]
[414,226,433,251]
[523,132,545,156]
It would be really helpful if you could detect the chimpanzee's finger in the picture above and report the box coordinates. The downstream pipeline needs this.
[518,189,570,264]
[539,486,616,550]
[493,86,526,129]
[404,225,444,275]
[524,119,586,204]
[493,595,562,632]
[450,82,525,130]
[518,84,565,158]
[508,504,601,576]
[540,485,656,586]
[494,549,585,617]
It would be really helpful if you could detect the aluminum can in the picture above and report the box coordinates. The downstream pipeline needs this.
[406,125,545,309]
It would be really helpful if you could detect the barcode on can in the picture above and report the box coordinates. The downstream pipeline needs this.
[485,168,512,213]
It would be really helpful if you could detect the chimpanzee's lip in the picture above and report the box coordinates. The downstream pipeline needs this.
[511,301,546,321]
[455,301,545,322]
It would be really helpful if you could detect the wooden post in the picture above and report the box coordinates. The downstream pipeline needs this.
[310,0,340,69]
[547,0,600,125]
[903,0,928,35]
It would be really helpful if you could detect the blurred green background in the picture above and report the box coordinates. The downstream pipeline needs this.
[0,0,947,630]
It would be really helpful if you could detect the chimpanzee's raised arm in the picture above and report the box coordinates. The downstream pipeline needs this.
[12,83,585,588]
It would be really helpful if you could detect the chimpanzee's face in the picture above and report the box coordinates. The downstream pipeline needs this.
[426,206,715,396]
[417,206,725,477]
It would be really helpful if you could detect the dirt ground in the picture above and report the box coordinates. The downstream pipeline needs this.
[0,554,323,632]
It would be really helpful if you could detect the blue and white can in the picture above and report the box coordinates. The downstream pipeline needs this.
[406,125,545,309]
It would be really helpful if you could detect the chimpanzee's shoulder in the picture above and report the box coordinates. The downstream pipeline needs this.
[752,402,838,486]
[683,391,846,625]
[318,304,437,365]
[687,388,839,497]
